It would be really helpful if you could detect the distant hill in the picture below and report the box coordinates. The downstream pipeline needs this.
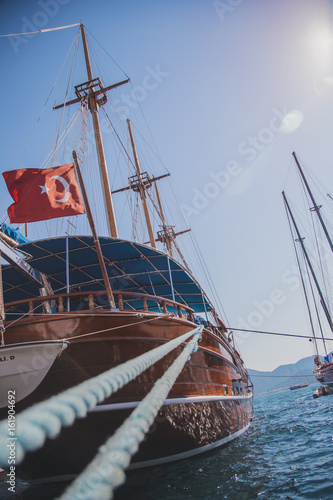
[248,356,316,396]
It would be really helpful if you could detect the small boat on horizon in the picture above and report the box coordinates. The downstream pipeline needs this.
[289,382,310,391]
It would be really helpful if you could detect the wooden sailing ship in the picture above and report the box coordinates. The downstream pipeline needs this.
[0,24,253,482]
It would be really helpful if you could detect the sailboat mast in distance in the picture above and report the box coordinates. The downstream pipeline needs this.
[292,151,333,254]
[282,190,333,333]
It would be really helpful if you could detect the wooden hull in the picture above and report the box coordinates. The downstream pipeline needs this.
[17,399,252,482]
[0,311,253,482]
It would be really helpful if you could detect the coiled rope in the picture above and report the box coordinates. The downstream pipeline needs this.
[0,326,202,468]
[58,328,202,500]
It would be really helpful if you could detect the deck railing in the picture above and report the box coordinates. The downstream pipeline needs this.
[4,290,195,322]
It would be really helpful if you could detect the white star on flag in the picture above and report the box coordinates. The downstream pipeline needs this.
[40,183,50,195]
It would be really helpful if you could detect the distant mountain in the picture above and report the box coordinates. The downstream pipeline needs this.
[248,356,316,396]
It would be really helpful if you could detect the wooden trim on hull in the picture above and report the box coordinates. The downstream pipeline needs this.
[90,394,253,412]
[2,292,253,483]
[2,312,249,411]
[129,421,251,470]
[1,334,249,413]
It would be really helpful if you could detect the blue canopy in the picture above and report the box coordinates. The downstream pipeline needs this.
[2,236,212,313]
[0,223,30,244]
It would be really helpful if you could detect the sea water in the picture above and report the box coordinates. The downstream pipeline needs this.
[1,384,332,499]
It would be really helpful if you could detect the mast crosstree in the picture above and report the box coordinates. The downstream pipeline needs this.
[54,25,190,263]
[54,24,129,238]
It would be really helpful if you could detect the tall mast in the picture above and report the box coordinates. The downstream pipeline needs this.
[292,151,333,254]
[154,182,191,267]
[154,183,173,256]
[54,24,130,237]
[283,190,333,332]
[80,25,118,238]
[127,119,156,248]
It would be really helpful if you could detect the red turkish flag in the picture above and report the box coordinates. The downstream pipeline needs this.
[3,164,85,223]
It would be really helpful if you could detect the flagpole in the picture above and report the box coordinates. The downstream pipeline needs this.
[72,151,115,309]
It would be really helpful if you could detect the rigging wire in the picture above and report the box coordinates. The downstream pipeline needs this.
[282,155,294,191]
[120,120,226,323]
[310,211,333,319]
[101,109,135,170]
[53,31,81,167]
[15,29,80,171]
[293,155,333,332]
[85,32,200,278]
[285,202,319,355]
[228,326,333,343]
[128,122,170,175]
[0,23,80,37]
[295,154,333,207]
[100,107,141,237]
[303,248,329,357]
[189,230,230,325]
[2,25,235,331]
[85,27,130,80]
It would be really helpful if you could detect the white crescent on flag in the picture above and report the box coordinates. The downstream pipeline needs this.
[5,164,85,224]
[40,175,70,203]
[50,175,70,202]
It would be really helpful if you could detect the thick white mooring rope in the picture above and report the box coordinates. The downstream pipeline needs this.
[58,328,202,500]
[0,326,202,469]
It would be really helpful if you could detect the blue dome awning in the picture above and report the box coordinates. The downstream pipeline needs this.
[2,236,212,313]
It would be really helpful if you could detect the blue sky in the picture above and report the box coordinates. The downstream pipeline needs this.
[1,0,333,371]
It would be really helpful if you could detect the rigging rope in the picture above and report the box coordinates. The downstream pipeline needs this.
[65,315,161,342]
[12,29,80,173]
[306,258,328,357]
[0,23,80,37]
[0,326,202,467]
[286,199,318,353]
[58,328,202,500]
[228,326,333,343]
[85,27,130,80]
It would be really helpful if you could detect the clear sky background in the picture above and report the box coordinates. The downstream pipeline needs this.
[1,0,333,371]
